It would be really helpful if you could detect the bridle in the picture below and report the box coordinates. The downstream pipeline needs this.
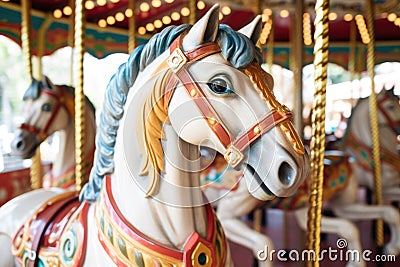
[164,34,301,168]
[377,94,400,134]
[19,86,75,141]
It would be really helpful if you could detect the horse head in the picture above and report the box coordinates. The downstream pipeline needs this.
[377,87,400,135]
[10,76,75,159]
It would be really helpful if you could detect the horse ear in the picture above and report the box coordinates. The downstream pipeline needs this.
[42,75,55,90]
[238,15,262,44]
[182,4,220,51]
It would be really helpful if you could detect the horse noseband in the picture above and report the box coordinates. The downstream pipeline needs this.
[165,34,293,168]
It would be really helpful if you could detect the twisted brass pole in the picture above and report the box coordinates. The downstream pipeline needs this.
[366,0,384,248]
[128,0,136,54]
[74,0,86,192]
[22,0,42,189]
[306,1,329,266]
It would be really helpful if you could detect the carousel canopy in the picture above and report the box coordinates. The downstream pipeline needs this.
[0,0,399,70]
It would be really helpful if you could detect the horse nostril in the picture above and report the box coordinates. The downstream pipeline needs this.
[278,161,295,187]
[16,140,24,150]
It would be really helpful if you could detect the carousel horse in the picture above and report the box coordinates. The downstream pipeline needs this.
[10,76,96,188]
[202,94,400,267]
[202,150,400,267]
[341,88,400,201]
[0,6,309,267]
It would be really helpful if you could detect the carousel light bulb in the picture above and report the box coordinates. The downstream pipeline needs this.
[219,12,223,20]
[380,12,388,19]
[85,0,95,10]
[125,8,133,17]
[138,26,146,35]
[181,7,190,17]
[221,6,231,16]
[171,12,180,21]
[98,19,107,28]
[162,15,171,25]
[165,0,174,3]
[328,12,337,20]
[115,12,125,22]
[197,1,205,10]
[146,23,155,32]
[140,2,150,12]
[395,18,400,26]
[107,16,116,25]
[154,19,163,28]
[151,0,162,8]
[387,13,397,22]
[110,0,120,3]
[97,0,106,7]
[53,9,63,19]
[344,14,353,21]
[280,10,289,18]
[63,6,73,16]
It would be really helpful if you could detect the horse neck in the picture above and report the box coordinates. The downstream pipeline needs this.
[110,69,208,249]
[52,104,96,177]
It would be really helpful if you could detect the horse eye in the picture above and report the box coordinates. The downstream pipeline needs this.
[386,104,395,110]
[42,103,52,112]
[207,78,233,95]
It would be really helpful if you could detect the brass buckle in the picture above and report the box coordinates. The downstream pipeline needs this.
[224,145,244,168]
[167,48,188,73]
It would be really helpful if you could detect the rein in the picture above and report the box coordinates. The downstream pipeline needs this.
[165,35,296,168]
[19,86,75,141]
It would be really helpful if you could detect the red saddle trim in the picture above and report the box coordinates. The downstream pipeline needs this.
[12,192,89,267]
[98,175,226,266]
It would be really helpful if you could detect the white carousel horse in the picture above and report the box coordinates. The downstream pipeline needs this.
[202,150,400,267]
[341,88,400,201]
[0,5,309,267]
[10,76,96,188]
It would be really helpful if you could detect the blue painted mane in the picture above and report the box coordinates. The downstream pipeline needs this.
[80,24,262,201]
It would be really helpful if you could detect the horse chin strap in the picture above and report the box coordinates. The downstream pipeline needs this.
[19,87,75,141]
[165,35,301,168]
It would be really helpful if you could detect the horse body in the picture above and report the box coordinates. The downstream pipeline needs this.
[10,77,96,188]
[0,5,309,267]
[343,88,400,200]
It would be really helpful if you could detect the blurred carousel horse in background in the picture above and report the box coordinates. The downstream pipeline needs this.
[10,76,96,188]
[340,88,400,202]
[201,92,400,267]
[0,6,309,266]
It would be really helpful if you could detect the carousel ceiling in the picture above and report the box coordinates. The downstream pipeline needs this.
[0,0,399,69]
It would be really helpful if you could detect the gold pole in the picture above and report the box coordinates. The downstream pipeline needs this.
[266,16,274,73]
[348,19,357,105]
[128,0,136,54]
[306,1,329,266]
[291,0,305,134]
[21,0,42,189]
[74,0,86,192]
[188,0,197,25]
[366,0,384,248]
[69,0,76,86]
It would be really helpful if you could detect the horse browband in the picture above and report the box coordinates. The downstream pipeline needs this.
[165,34,293,168]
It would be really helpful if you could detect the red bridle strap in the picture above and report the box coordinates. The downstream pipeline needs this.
[165,35,293,168]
